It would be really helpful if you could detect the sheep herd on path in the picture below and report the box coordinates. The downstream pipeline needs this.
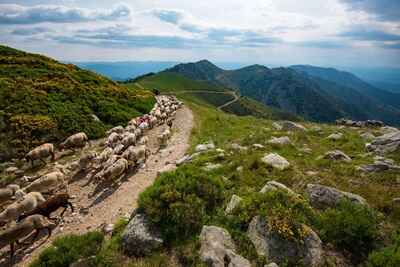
[0,95,183,264]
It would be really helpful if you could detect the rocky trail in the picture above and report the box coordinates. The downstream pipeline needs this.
[0,106,194,267]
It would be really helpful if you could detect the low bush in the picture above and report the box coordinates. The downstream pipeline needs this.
[316,200,380,257]
[30,231,104,267]
[138,166,224,242]
[366,231,400,267]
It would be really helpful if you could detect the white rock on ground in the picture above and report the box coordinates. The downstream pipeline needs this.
[231,143,248,151]
[225,194,243,214]
[195,143,215,152]
[200,225,251,267]
[247,216,323,267]
[261,153,290,170]
[367,131,400,154]
[121,213,163,256]
[267,136,291,146]
[306,184,367,209]
[280,121,307,132]
[322,150,352,162]
[203,163,223,171]
[327,132,343,140]
[260,181,297,197]
[360,132,375,140]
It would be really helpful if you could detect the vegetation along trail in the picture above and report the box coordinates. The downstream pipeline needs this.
[10,106,194,267]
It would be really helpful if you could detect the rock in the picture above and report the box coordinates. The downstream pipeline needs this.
[306,184,367,209]
[176,155,191,165]
[305,171,318,176]
[260,181,297,197]
[327,133,343,140]
[261,153,290,170]
[231,143,248,151]
[225,195,243,214]
[358,157,400,172]
[203,163,222,171]
[310,126,323,133]
[247,216,322,267]
[253,144,265,149]
[122,213,163,256]
[236,166,243,172]
[272,122,283,131]
[380,126,399,135]
[367,131,400,154]
[267,136,291,146]
[91,114,101,122]
[101,223,114,235]
[361,132,375,140]
[299,147,312,154]
[196,143,215,152]
[216,148,225,153]
[265,263,279,267]
[280,121,306,132]
[322,150,352,162]
[200,225,251,267]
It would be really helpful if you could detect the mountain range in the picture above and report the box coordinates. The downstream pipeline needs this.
[165,60,400,125]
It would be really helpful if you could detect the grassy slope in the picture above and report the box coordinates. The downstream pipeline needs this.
[0,45,155,159]
[130,71,300,121]
[32,96,400,266]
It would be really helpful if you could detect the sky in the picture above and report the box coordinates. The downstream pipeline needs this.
[0,0,400,68]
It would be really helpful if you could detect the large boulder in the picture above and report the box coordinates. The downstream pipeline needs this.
[261,153,290,170]
[367,131,400,154]
[247,216,323,267]
[322,150,351,162]
[200,225,251,267]
[306,184,367,209]
[121,214,163,256]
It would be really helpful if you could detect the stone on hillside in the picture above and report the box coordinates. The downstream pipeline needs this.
[280,121,306,132]
[247,216,322,267]
[196,143,215,152]
[360,132,375,140]
[267,136,291,146]
[261,153,290,170]
[200,225,251,267]
[122,213,163,256]
[225,194,243,214]
[327,132,343,140]
[358,157,400,172]
[91,114,101,122]
[203,163,222,171]
[260,181,297,197]
[265,263,279,267]
[380,126,399,135]
[5,166,18,176]
[367,131,400,154]
[176,155,191,165]
[253,144,265,149]
[272,122,283,131]
[306,184,367,209]
[231,143,248,151]
[322,150,352,162]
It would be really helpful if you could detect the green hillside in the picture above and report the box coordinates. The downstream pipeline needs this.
[130,71,300,121]
[0,45,155,159]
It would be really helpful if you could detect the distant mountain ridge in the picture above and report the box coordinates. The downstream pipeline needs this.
[166,60,400,125]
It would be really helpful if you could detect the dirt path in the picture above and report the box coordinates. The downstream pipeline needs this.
[6,106,193,267]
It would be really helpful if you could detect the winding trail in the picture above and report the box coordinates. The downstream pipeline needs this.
[5,106,194,267]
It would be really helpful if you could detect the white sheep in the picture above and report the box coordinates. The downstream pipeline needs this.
[25,143,55,166]
[78,152,98,171]
[113,143,125,155]
[158,128,171,147]
[0,192,45,224]
[106,126,125,135]
[59,132,88,151]
[0,185,23,206]
[121,132,137,148]
[138,136,149,145]
[24,171,65,193]
[97,158,129,181]
[106,132,121,148]
[96,147,114,165]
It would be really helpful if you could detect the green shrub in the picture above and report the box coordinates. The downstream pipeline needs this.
[366,231,400,267]
[316,200,380,257]
[138,166,224,242]
[230,190,317,242]
[30,231,104,267]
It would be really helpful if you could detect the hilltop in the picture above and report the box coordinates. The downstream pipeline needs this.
[167,60,400,125]
[0,45,155,160]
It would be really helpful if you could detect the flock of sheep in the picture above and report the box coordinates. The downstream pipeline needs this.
[0,95,182,262]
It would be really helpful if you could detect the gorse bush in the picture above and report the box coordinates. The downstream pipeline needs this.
[316,200,380,257]
[30,231,104,267]
[138,166,224,242]
[230,190,317,242]
[366,231,400,267]
[0,45,155,158]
